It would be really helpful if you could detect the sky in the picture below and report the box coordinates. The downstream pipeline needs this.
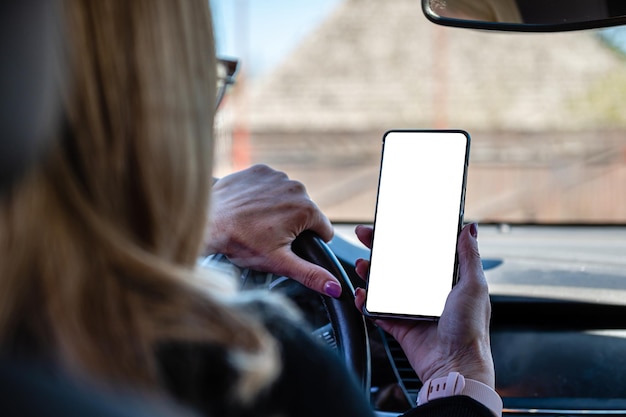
[210,0,342,78]
[208,1,626,79]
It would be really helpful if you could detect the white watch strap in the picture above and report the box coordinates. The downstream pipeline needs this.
[417,372,502,417]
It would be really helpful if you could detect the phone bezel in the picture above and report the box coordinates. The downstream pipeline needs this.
[363,129,471,321]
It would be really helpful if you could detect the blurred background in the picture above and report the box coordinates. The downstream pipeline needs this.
[210,0,626,224]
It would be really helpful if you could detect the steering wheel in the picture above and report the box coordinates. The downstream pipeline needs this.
[291,231,371,392]
[226,230,371,393]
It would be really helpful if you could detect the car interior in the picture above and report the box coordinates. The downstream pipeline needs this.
[5,0,626,416]
[208,0,626,416]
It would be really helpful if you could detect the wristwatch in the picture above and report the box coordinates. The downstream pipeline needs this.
[417,372,502,417]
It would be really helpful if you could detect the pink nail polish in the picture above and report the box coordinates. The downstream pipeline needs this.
[470,223,478,238]
[324,281,342,298]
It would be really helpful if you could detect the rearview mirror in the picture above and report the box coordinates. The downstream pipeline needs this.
[422,0,626,32]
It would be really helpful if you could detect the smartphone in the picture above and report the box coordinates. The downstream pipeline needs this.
[363,129,470,320]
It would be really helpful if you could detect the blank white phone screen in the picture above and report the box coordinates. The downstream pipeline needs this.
[365,130,469,318]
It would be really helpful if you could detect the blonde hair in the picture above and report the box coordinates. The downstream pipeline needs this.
[0,0,278,401]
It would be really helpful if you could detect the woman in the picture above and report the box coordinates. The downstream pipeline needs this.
[0,1,498,416]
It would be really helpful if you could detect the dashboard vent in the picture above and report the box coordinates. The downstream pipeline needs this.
[380,328,422,404]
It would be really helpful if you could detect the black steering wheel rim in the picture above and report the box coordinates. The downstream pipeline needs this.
[290,230,371,393]
[205,230,371,393]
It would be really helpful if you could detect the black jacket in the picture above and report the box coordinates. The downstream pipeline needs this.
[157,300,495,417]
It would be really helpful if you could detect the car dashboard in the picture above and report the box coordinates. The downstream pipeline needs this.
[203,225,626,417]
[370,298,626,416]
[330,224,626,417]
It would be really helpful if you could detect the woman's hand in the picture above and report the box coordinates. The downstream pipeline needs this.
[204,164,342,298]
[354,223,495,388]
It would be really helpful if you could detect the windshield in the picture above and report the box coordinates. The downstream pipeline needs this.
[212,0,626,225]
[211,0,626,304]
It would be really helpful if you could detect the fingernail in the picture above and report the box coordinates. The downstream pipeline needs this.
[470,222,478,238]
[355,258,363,268]
[324,281,342,298]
